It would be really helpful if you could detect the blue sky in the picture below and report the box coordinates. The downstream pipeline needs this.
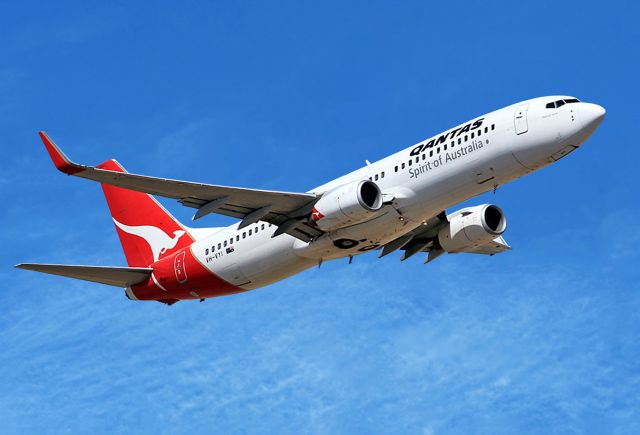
[1,1,639,433]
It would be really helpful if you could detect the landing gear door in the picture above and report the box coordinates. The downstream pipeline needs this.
[514,104,529,135]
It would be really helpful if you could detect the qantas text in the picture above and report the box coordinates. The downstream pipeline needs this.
[409,118,484,156]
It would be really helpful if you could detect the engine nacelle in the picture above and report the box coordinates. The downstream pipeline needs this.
[438,204,507,253]
[312,180,383,231]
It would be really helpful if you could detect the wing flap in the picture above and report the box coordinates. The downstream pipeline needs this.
[16,264,153,287]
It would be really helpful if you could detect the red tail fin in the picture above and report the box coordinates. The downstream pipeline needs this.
[96,160,194,267]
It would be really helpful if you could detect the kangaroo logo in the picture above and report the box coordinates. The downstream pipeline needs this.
[113,218,186,262]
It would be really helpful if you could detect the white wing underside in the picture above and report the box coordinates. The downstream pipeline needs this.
[461,235,511,255]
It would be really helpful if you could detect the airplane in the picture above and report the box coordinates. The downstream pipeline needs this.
[16,96,605,305]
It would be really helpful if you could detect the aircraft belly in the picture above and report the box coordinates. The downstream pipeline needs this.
[236,234,316,290]
[241,257,316,290]
[294,211,418,260]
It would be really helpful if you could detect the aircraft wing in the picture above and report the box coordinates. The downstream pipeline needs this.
[387,212,511,262]
[15,264,152,287]
[39,132,323,242]
[394,212,449,261]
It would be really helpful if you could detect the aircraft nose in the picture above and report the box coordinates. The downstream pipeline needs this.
[580,103,606,130]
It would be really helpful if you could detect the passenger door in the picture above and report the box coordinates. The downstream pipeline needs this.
[514,104,529,135]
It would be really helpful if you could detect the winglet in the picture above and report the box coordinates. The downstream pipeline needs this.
[39,131,85,175]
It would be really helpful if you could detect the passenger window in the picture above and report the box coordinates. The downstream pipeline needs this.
[381,171,385,178]
[429,150,433,157]
[230,238,233,244]
[471,132,474,139]
[218,243,221,249]
[255,226,258,233]
[444,144,447,150]
[374,174,378,181]
[477,130,481,136]
[415,157,419,163]
[205,248,209,255]
[408,159,412,166]
[402,163,405,169]
[236,235,240,241]
[458,138,462,144]
[395,165,398,172]
[464,135,468,141]
[437,147,440,153]
[249,229,252,235]
[451,141,455,147]
[242,232,246,239]
[261,224,265,230]
[224,240,227,247]
[422,154,426,161]
[491,124,495,130]
[212,246,215,252]
[484,127,488,133]
[369,177,372,181]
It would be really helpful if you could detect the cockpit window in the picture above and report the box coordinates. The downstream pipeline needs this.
[546,98,581,109]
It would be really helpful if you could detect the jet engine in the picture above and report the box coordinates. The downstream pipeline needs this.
[438,204,507,253]
[312,180,383,231]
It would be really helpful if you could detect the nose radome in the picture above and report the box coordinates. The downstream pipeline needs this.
[580,103,606,130]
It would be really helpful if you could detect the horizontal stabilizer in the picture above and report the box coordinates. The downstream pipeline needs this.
[15,263,152,287]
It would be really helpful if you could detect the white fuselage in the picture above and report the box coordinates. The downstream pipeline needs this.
[190,96,604,290]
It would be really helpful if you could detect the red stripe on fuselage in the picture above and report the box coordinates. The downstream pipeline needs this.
[130,246,245,301]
